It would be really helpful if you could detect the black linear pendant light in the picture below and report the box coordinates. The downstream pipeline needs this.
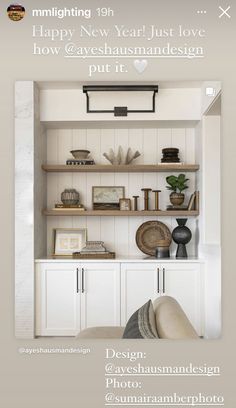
[83,85,159,116]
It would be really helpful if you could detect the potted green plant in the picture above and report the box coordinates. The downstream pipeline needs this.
[166,174,189,206]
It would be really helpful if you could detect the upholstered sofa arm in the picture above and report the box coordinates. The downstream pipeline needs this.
[153,296,199,339]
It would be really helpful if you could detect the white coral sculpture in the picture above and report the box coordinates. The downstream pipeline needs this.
[103,146,141,165]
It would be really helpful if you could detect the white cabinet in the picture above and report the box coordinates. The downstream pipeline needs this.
[36,260,204,337]
[121,262,203,336]
[162,263,203,335]
[36,262,120,336]
[121,263,158,325]
[80,263,120,330]
[36,263,79,336]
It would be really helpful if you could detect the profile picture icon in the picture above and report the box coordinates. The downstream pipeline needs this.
[7,4,25,21]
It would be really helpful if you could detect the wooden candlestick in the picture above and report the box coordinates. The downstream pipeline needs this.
[133,195,139,211]
[141,188,152,211]
[152,190,161,211]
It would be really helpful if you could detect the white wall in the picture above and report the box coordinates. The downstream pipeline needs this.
[201,81,221,116]
[46,126,197,257]
[40,87,201,122]
[202,116,221,245]
[197,115,221,338]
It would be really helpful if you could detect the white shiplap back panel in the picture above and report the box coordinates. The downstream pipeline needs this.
[47,130,59,205]
[113,129,130,255]
[101,217,115,252]
[100,162,116,250]
[128,129,144,254]
[58,129,73,163]
[186,218,197,256]
[100,128,115,164]
[114,216,129,257]
[72,215,87,232]
[157,129,172,210]
[47,174,58,208]
[143,128,158,164]
[114,128,129,153]
[58,216,73,230]
[72,129,87,150]
[72,171,87,209]
[57,129,73,214]
[86,130,102,242]
[47,129,58,164]
[46,127,196,257]
[57,130,73,233]
[100,155,115,252]
[87,216,101,242]
[185,128,196,203]
[47,129,59,253]
[113,129,129,191]
[157,128,172,162]
[171,128,186,162]
[143,128,158,210]
[87,128,101,163]
[185,128,195,164]
[128,129,143,165]
[71,129,88,233]
[170,128,187,214]
[171,128,195,211]
[86,172,101,242]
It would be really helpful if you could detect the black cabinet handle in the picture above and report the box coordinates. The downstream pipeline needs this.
[163,268,165,294]
[157,268,160,293]
[82,268,85,293]
[76,268,79,293]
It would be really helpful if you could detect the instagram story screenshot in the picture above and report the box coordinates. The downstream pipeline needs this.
[0,1,235,407]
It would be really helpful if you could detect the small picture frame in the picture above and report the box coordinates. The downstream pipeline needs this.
[53,228,87,256]
[92,186,125,210]
[119,198,131,211]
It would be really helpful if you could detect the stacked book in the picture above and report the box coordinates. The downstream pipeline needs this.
[81,241,107,254]
[66,159,95,165]
[167,205,188,211]
[73,241,116,259]
[54,204,86,211]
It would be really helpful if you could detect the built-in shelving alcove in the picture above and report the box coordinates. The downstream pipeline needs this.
[15,80,221,339]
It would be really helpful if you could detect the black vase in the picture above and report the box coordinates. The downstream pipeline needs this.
[172,218,192,258]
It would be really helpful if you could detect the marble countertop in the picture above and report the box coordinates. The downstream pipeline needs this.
[35,256,205,263]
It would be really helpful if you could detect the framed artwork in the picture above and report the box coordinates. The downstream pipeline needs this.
[119,198,131,211]
[92,186,125,210]
[53,228,87,255]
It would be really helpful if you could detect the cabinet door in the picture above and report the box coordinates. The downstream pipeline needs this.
[80,263,120,330]
[121,263,158,325]
[36,263,80,336]
[161,263,203,335]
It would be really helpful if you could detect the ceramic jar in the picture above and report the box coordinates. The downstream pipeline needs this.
[155,246,170,258]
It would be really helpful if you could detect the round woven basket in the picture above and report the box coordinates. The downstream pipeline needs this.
[136,221,172,256]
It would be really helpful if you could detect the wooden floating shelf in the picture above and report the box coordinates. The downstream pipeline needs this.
[42,164,199,173]
[43,210,199,217]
